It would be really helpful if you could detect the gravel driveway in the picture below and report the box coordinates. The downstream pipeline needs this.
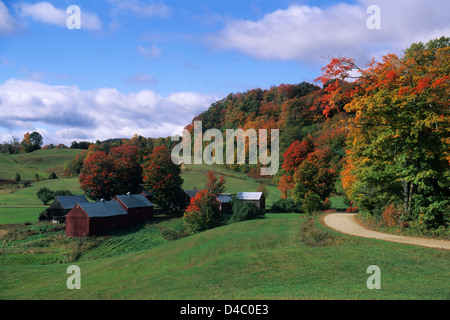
[323,213,450,250]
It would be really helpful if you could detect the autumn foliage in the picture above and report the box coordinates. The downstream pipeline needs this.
[79,143,143,200]
[142,145,184,213]
[183,189,223,234]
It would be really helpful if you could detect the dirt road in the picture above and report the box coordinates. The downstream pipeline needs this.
[323,213,450,250]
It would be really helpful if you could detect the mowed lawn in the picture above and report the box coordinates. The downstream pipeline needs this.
[1,214,449,300]
[0,178,82,207]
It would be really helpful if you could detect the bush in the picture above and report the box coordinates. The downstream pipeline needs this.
[183,190,223,234]
[302,191,323,215]
[48,172,58,179]
[300,216,340,247]
[54,190,73,196]
[382,203,404,227]
[230,201,265,223]
[271,198,302,213]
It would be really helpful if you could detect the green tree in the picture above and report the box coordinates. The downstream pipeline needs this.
[21,132,43,153]
[37,187,55,205]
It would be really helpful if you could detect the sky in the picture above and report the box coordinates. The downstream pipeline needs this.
[0,0,449,146]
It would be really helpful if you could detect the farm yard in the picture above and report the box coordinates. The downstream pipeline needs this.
[0,149,449,300]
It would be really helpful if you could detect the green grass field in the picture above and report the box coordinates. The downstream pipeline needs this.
[0,149,83,181]
[1,214,449,299]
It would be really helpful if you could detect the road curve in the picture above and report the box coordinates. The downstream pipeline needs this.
[323,213,450,250]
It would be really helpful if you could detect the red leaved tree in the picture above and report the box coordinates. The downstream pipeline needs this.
[142,145,184,214]
[205,171,226,195]
[183,189,223,234]
[79,144,143,200]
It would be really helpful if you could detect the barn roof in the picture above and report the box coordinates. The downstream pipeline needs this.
[78,201,127,218]
[237,192,263,200]
[55,195,89,209]
[115,194,154,208]
[217,194,232,203]
[185,190,200,198]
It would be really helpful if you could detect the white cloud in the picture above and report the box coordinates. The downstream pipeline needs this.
[0,1,21,35]
[109,0,171,18]
[124,73,157,85]
[0,79,217,145]
[137,44,162,59]
[15,1,102,31]
[209,0,450,65]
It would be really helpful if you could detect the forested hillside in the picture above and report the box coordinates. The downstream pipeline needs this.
[185,37,450,236]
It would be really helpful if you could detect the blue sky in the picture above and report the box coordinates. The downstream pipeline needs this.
[0,0,449,145]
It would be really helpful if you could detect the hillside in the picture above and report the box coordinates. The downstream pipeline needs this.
[0,149,84,181]
[1,214,448,299]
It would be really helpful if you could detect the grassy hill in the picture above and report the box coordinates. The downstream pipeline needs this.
[182,163,281,206]
[0,149,83,181]
[1,214,449,299]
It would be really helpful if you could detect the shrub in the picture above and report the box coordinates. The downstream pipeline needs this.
[183,190,223,234]
[300,216,340,247]
[157,226,188,241]
[54,190,73,196]
[48,172,58,179]
[346,204,359,213]
[322,197,332,210]
[301,191,323,215]
[230,201,265,223]
[271,198,302,213]
[382,203,403,227]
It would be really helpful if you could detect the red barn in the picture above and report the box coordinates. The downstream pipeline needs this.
[112,193,154,222]
[66,201,128,238]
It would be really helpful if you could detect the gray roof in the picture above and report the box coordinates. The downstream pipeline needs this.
[237,192,263,200]
[115,194,154,208]
[78,201,127,218]
[185,190,200,198]
[217,194,232,203]
[55,195,89,209]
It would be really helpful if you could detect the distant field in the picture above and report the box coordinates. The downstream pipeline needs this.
[0,178,82,207]
[0,207,44,224]
[0,149,83,181]
[183,163,281,206]
[0,149,84,223]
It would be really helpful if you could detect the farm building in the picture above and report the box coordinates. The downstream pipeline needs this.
[183,189,200,210]
[65,193,154,238]
[216,193,232,212]
[39,195,89,223]
[237,192,265,210]
[112,193,154,222]
[65,200,128,238]
[141,190,154,202]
